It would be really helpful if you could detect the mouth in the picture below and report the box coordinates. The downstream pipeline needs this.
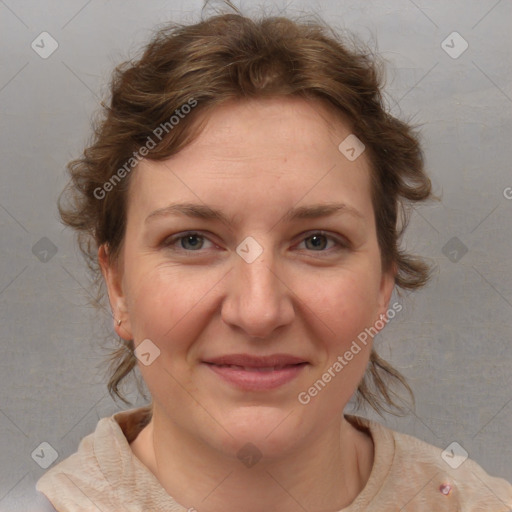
[202,354,309,391]
[207,363,305,372]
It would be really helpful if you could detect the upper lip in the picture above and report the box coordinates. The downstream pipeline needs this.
[203,354,308,368]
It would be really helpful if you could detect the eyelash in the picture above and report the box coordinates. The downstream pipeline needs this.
[162,230,349,255]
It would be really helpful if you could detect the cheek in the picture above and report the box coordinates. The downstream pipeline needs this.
[308,268,382,344]
[125,261,224,347]
[125,265,224,400]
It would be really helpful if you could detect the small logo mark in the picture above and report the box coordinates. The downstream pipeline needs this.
[441,32,468,59]
[441,441,468,469]
[134,338,161,366]
[439,482,452,495]
[442,236,468,263]
[32,237,58,263]
[236,236,263,264]
[31,441,59,469]
[237,442,262,468]
[338,134,366,161]
[31,32,59,59]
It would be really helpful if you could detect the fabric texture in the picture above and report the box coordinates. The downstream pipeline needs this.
[36,406,512,511]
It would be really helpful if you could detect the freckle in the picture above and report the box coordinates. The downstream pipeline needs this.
[439,483,452,495]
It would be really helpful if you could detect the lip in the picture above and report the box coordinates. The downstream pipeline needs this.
[202,353,309,391]
[204,353,308,367]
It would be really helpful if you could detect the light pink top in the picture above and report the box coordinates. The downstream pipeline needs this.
[36,406,512,511]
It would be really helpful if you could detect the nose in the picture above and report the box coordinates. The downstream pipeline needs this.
[221,243,295,339]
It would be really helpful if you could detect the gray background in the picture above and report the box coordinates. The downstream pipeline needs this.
[1,0,511,510]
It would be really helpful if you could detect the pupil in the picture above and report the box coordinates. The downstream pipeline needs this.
[184,235,201,249]
[308,235,326,250]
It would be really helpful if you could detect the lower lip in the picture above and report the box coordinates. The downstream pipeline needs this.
[204,363,307,391]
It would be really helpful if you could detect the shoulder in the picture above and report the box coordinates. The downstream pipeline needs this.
[35,405,168,511]
[36,416,121,510]
[373,418,512,511]
[35,405,189,511]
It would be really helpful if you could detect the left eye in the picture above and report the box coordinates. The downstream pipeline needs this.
[296,232,345,252]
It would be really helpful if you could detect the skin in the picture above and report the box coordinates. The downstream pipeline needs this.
[99,96,395,512]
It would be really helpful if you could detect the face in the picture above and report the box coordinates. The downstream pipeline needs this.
[100,97,394,459]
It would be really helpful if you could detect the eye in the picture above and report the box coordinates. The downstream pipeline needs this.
[162,232,216,252]
[296,231,348,253]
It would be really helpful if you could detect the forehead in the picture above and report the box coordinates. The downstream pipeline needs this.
[175,96,356,160]
[128,97,374,223]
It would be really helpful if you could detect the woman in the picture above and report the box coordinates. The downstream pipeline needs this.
[36,6,512,512]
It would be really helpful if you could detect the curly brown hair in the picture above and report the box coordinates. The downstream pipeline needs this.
[58,5,433,417]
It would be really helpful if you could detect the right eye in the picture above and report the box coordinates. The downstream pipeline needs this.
[162,231,217,252]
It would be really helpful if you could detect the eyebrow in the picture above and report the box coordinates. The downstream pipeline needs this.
[145,202,364,226]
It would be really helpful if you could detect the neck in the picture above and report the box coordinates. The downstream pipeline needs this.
[130,408,374,512]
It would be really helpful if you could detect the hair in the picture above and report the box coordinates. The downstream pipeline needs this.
[58,3,433,418]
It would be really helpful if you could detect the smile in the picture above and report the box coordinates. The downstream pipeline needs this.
[204,361,308,391]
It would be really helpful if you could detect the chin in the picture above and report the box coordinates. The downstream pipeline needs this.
[212,405,306,457]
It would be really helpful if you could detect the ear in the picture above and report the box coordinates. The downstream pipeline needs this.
[375,263,397,329]
[98,244,133,340]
